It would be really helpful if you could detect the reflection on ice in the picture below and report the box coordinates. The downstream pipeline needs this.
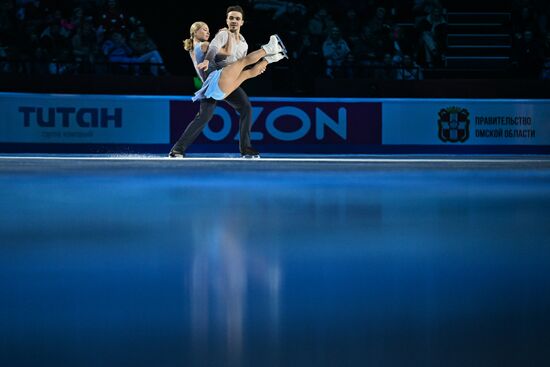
[1,157,549,366]
[189,204,281,366]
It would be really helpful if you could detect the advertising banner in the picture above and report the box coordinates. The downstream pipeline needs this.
[382,99,550,146]
[1,93,549,154]
[0,92,169,144]
[170,98,382,148]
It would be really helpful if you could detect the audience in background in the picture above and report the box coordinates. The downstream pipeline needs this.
[2,0,166,75]
[1,0,550,83]
[322,26,351,78]
[102,31,165,76]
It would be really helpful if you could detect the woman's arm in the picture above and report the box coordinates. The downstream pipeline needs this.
[196,59,209,70]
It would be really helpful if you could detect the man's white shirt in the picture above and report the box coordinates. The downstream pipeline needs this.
[209,30,248,68]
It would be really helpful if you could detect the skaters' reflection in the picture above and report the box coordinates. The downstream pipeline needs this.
[189,200,281,366]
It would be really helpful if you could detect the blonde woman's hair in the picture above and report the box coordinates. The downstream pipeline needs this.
[183,21,207,51]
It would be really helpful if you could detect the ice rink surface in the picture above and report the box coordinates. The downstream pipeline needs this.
[1,154,550,366]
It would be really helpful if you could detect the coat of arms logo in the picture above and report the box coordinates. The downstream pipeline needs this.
[438,107,470,143]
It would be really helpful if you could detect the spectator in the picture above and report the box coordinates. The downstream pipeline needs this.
[61,6,84,36]
[511,29,543,78]
[413,0,444,22]
[351,24,387,76]
[16,0,51,34]
[308,7,334,49]
[126,15,143,35]
[322,26,350,78]
[291,30,320,92]
[512,2,538,35]
[388,25,414,65]
[367,6,392,38]
[128,24,166,74]
[417,6,447,68]
[128,25,157,55]
[72,15,101,73]
[12,27,42,74]
[373,53,396,80]
[340,8,361,42]
[98,0,128,37]
[102,31,165,76]
[396,54,423,80]
[39,19,73,74]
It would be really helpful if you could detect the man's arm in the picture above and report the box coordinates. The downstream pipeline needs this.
[202,44,219,68]
[203,29,239,69]
[206,30,229,59]
[217,30,234,57]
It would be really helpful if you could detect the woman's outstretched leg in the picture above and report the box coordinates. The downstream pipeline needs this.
[236,60,268,83]
[222,48,268,78]
[217,60,268,97]
[219,48,287,96]
[218,35,286,94]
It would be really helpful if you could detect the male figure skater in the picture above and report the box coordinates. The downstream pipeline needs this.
[170,5,274,158]
[189,23,286,102]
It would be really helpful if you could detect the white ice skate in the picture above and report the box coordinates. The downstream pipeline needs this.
[264,52,287,64]
[262,34,288,59]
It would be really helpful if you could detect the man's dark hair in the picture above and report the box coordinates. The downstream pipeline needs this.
[227,5,244,18]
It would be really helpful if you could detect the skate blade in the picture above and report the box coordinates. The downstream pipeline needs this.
[274,34,289,59]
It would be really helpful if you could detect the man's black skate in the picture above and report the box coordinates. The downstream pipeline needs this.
[240,147,260,159]
[168,150,185,158]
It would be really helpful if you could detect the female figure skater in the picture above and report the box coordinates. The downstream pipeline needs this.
[184,21,287,102]
[183,21,211,83]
